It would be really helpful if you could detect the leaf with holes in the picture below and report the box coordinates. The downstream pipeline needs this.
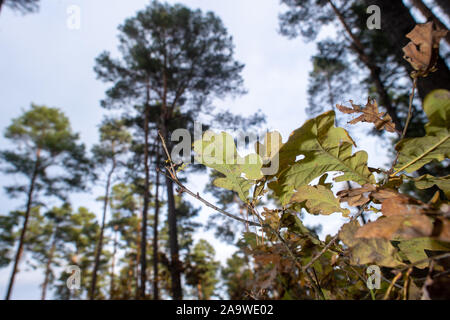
[336,98,397,133]
[193,131,263,201]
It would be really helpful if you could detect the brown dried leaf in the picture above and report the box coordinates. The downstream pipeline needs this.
[339,220,404,267]
[381,196,425,217]
[336,98,397,133]
[355,189,438,240]
[355,214,433,240]
[336,183,376,207]
[402,21,448,77]
[436,217,450,242]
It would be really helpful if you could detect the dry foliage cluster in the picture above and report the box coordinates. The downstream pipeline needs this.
[161,22,450,300]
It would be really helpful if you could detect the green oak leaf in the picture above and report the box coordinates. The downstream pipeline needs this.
[414,174,450,198]
[397,238,450,269]
[193,131,263,201]
[268,111,375,204]
[291,185,350,217]
[394,90,450,174]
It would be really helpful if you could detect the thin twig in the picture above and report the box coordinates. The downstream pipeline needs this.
[156,131,259,227]
[158,168,259,227]
[303,204,367,272]
[403,268,413,300]
[383,271,403,300]
[399,252,450,271]
[390,78,416,172]
[247,204,326,300]
[401,78,417,140]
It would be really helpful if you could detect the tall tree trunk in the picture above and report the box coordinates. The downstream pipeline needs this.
[152,148,161,300]
[135,210,141,299]
[160,64,183,300]
[5,149,40,300]
[365,0,450,99]
[110,228,118,299]
[0,0,4,14]
[41,235,56,300]
[89,158,116,300]
[328,0,404,132]
[139,79,151,299]
[197,281,203,300]
[410,0,450,45]
[434,0,450,19]
[165,165,182,300]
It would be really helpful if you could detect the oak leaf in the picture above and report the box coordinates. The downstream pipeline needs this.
[336,183,376,207]
[193,131,263,201]
[394,90,450,174]
[336,98,397,133]
[339,220,404,267]
[402,21,448,77]
[291,185,350,217]
[356,190,434,240]
[270,111,375,205]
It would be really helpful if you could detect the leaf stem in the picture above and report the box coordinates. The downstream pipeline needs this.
[390,134,449,176]
[401,78,417,140]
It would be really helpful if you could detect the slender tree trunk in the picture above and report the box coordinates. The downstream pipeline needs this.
[140,79,151,299]
[110,228,118,299]
[434,0,450,20]
[5,149,40,300]
[89,159,116,300]
[160,64,183,300]
[161,126,183,299]
[0,0,4,15]
[135,210,141,299]
[152,148,161,300]
[365,0,450,100]
[410,0,450,45]
[41,235,57,300]
[165,168,182,300]
[197,281,203,300]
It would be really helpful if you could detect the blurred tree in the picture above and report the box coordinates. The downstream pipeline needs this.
[306,40,353,118]
[363,0,450,99]
[32,204,73,300]
[409,0,450,45]
[434,0,450,19]
[221,251,254,300]
[94,0,245,299]
[89,118,131,300]
[108,183,143,299]
[54,207,106,300]
[0,104,91,300]
[0,0,39,15]
[279,0,403,131]
[185,239,220,300]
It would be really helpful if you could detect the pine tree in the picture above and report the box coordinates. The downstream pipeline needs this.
[0,104,91,299]
[89,119,131,299]
[0,0,39,15]
[221,251,254,300]
[54,207,105,300]
[108,183,145,299]
[94,1,245,299]
[185,239,220,300]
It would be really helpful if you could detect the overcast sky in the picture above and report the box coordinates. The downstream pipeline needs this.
[0,0,393,299]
